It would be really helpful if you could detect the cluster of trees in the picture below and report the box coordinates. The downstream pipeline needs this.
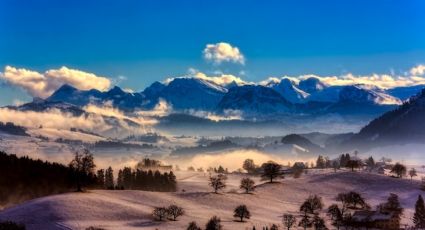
[0,221,26,230]
[97,166,176,192]
[186,216,223,230]
[152,205,184,221]
[0,150,98,207]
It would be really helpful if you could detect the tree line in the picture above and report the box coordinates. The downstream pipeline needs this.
[96,166,177,192]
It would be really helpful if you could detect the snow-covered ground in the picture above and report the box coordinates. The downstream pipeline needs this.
[0,170,422,230]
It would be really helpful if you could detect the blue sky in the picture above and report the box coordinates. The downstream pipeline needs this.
[1,0,425,105]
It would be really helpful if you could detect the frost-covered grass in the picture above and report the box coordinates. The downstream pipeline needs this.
[0,170,421,230]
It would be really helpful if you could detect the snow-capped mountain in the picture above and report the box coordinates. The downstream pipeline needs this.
[48,84,146,111]
[143,77,228,110]
[267,78,309,103]
[338,85,402,105]
[298,77,327,94]
[216,85,292,114]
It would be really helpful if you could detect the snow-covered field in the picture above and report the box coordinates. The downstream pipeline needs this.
[0,170,422,230]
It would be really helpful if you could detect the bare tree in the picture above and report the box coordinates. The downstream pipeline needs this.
[282,214,296,230]
[167,205,184,221]
[409,168,418,181]
[261,161,282,183]
[69,148,96,192]
[240,177,255,193]
[233,205,251,222]
[153,207,168,221]
[209,174,227,193]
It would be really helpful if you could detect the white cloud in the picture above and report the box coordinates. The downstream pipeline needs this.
[297,73,425,89]
[1,66,111,98]
[410,65,425,76]
[203,42,245,65]
[193,71,247,86]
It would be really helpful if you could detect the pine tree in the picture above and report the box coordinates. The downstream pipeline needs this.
[413,195,425,228]
[105,166,114,189]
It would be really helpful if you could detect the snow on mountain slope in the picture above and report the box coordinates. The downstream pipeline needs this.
[0,171,420,230]
[339,85,401,105]
[143,77,228,110]
[266,78,309,103]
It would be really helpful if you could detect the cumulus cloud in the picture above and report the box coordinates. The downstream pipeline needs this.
[0,107,112,133]
[191,70,247,86]
[411,65,425,76]
[203,42,245,65]
[297,73,425,89]
[1,66,111,98]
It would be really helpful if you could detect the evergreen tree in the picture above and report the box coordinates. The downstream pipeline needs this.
[413,195,425,228]
[316,156,326,169]
[282,214,296,230]
[187,221,201,230]
[96,169,105,188]
[105,166,114,189]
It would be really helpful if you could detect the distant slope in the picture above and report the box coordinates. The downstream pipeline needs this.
[344,89,425,149]
[281,134,325,153]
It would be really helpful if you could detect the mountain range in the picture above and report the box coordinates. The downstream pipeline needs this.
[41,76,424,119]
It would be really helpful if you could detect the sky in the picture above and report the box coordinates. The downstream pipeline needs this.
[1,0,425,105]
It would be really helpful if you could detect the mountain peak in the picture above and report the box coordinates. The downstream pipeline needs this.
[298,77,327,94]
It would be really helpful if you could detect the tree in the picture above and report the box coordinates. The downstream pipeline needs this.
[409,168,418,181]
[243,159,257,174]
[312,214,328,230]
[332,161,339,173]
[298,214,312,230]
[282,214,296,230]
[378,193,403,217]
[187,221,201,230]
[345,160,359,172]
[365,156,375,168]
[391,163,407,178]
[413,195,425,228]
[270,224,279,230]
[233,205,251,222]
[152,207,168,221]
[316,156,326,169]
[96,169,105,188]
[299,195,323,230]
[339,153,350,167]
[209,174,227,193]
[327,204,343,230]
[167,205,184,221]
[206,216,222,230]
[69,149,96,192]
[104,167,114,189]
[240,177,255,193]
[261,161,282,183]
[336,191,369,210]
[300,195,323,215]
